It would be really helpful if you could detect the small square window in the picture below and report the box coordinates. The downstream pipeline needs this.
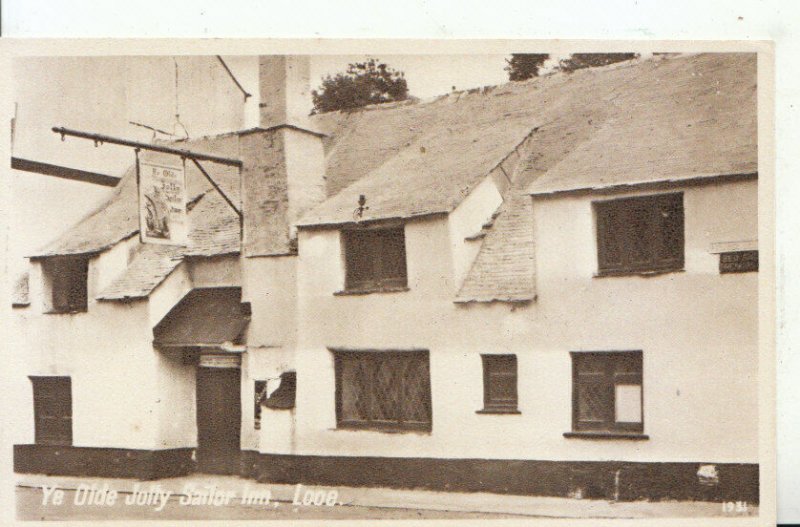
[43,256,89,313]
[30,376,73,446]
[570,351,643,435]
[595,193,684,275]
[479,355,519,413]
[342,226,408,292]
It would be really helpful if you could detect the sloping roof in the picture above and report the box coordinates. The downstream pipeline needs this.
[455,52,756,303]
[152,287,250,347]
[297,119,536,227]
[525,53,756,195]
[95,191,241,300]
[33,165,140,257]
[301,53,754,228]
[455,192,535,303]
[30,135,242,300]
[31,134,242,258]
[28,53,756,305]
[97,244,184,301]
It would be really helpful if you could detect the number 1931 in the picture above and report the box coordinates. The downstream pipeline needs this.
[722,501,749,514]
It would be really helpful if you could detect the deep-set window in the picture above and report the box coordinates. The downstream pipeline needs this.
[480,355,519,413]
[342,226,408,291]
[595,193,684,275]
[334,350,432,432]
[43,256,89,313]
[570,351,643,434]
[31,376,73,446]
[254,380,267,430]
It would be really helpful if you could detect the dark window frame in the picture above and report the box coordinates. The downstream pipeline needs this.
[478,354,520,414]
[594,193,684,276]
[42,256,89,314]
[340,225,408,293]
[569,351,644,436]
[30,376,73,446]
[333,349,432,433]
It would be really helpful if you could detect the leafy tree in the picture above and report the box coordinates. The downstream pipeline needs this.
[505,54,550,81]
[558,53,639,73]
[312,58,409,113]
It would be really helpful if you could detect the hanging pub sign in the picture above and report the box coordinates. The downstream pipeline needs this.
[137,151,188,245]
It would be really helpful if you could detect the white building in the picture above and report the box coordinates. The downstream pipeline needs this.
[12,52,759,502]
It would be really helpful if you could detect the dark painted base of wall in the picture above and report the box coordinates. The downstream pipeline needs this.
[240,451,759,504]
[14,445,195,480]
[14,445,758,503]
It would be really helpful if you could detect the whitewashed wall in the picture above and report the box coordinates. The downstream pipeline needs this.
[287,180,758,464]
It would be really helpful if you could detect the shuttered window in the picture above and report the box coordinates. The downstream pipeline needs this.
[595,193,684,275]
[31,376,73,446]
[43,256,89,313]
[480,355,519,413]
[571,351,643,434]
[342,227,408,291]
[334,350,432,432]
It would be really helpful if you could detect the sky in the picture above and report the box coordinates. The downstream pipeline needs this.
[7,54,519,275]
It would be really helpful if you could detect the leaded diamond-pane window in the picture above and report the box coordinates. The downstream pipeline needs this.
[571,351,643,434]
[334,350,432,432]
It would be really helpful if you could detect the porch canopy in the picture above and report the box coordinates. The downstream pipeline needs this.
[153,287,250,348]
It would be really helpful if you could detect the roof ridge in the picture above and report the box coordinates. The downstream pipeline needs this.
[310,52,687,123]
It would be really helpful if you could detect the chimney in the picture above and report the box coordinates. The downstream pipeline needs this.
[240,55,327,257]
[258,56,312,129]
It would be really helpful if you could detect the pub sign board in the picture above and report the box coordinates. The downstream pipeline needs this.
[137,151,188,245]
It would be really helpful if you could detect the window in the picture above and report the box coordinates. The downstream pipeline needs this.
[333,350,432,432]
[43,256,89,313]
[254,381,267,430]
[342,226,408,292]
[30,376,72,446]
[595,193,684,275]
[479,355,519,413]
[264,371,296,410]
[569,351,644,436]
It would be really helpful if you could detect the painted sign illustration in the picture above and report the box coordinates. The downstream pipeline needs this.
[137,156,188,245]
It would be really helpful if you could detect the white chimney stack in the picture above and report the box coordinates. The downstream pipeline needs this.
[258,56,313,130]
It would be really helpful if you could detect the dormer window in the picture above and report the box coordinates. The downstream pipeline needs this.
[594,193,684,276]
[42,256,89,313]
[340,226,408,293]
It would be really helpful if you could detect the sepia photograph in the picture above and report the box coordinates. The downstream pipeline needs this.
[3,41,772,523]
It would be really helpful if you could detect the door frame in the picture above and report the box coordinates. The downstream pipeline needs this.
[195,352,242,474]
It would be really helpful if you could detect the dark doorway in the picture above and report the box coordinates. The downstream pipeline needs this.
[196,367,241,474]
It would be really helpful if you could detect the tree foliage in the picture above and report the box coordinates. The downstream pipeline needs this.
[558,53,639,73]
[312,58,409,113]
[505,54,551,81]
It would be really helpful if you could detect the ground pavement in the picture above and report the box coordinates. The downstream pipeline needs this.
[16,473,759,521]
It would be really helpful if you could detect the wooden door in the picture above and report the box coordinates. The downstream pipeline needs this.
[196,367,241,474]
